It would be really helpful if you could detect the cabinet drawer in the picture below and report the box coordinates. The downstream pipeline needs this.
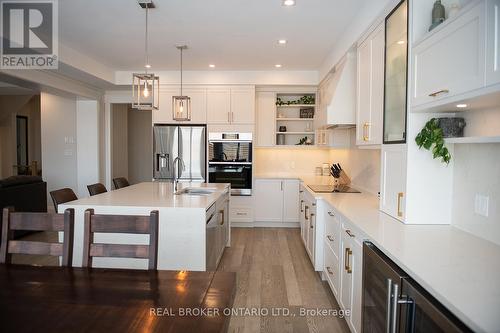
[325,210,340,258]
[230,206,253,222]
[324,245,340,297]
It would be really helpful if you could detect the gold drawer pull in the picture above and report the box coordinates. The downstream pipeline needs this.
[363,122,370,141]
[305,206,309,220]
[344,247,352,274]
[219,210,224,225]
[429,89,449,97]
[397,192,404,217]
[310,213,315,229]
[345,229,355,238]
[326,266,334,275]
[327,235,334,242]
[327,211,335,217]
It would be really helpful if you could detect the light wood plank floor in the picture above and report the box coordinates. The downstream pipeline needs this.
[218,227,350,333]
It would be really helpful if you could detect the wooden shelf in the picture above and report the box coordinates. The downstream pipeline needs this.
[444,136,500,144]
[276,104,316,108]
[276,132,315,135]
[276,118,314,121]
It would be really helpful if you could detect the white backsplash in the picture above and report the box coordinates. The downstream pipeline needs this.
[452,143,500,246]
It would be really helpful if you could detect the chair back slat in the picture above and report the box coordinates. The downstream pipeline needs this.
[83,209,159,270]
[8,241,63,256]
[89,244,149,259]
[113,177,130,189]
[0,208,74,266]
[10,213,65,231]
[87,183,107,196]
[49,188,77,213]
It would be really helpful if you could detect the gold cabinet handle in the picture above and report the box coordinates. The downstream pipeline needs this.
[300,200,304,213]
[363,122,370,141]
[397,192,404,217]
[310,213,315,229]
[305,206,309,221]
[327,211,335,217]
[429,89,449,97]
[327,235,334,242]
[345,229,355,238]
[219,210,224,225]
[326,266,334,275]
[344,247,352,274]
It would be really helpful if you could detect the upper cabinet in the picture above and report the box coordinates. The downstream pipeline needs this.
[356,23,385,145]
[412,1,486,108]
[255,91,276,147]
[383,0,408,144]
[486,0,500,86]
[207,86,255,125]
[153,87,207,124]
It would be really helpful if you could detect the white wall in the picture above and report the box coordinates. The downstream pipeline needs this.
[334,146,381,195]
[452,143,500,246]
[127,107,152,184]
[76,100,100,198]
[40,92,78,201]
[111,104,129,183]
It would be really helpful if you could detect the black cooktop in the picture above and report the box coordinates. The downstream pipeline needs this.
[307,184,361,193]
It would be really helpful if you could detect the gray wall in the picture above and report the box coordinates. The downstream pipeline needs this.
[111,104,129,183]
[128,106,152,184]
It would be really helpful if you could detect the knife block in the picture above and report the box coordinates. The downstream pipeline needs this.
[336,170,351,185]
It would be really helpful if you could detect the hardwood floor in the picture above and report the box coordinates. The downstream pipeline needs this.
[218,227,350,333]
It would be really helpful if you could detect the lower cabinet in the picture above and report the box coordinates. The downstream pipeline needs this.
[380,144,407,221]
[254,179,300,223]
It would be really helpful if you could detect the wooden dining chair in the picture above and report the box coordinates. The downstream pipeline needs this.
[82,209,159,270]
[49,188,78,212]
[87,183,107,196]
[0,207,75,266]
[113,177,130,190]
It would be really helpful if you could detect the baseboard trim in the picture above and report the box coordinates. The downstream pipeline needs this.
[231,221,300,228]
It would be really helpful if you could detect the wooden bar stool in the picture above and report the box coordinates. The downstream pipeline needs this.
[113,177,130,190]
[49,188,78,213]
[0,207,75,266]
[82,209,159,270]
[87,183,107,196]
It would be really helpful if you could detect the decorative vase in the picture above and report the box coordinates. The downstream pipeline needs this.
[437,117,466,138]
[429,0,445,31]
[277,134,286,145]
[279,126,287,132]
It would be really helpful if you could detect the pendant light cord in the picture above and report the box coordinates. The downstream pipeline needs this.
[145,5,149,73]
[180,47,183,96]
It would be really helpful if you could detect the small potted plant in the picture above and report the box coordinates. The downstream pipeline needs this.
[415,118,452,164]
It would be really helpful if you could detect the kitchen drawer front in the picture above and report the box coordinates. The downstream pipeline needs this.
[324,244,340,297]
[230,206,253,223]
[325,209,340,258]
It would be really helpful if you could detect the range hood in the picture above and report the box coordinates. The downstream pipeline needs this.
[325,52,357,128]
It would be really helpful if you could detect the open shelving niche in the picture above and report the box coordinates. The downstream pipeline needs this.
[275,93,316,146]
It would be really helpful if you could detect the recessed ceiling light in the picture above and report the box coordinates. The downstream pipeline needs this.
[145,64,152,69]
[397,40,405,45]
[456,103,468,108]
[275,64,282,68]
[282,0,295,6]
[209,64,215,68]
[278,39,287,45]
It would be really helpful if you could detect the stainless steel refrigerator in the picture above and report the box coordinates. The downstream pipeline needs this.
[153,125,206,181]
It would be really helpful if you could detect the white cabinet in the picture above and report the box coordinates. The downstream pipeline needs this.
[207,88,231,124]
[412,1,486,107]
[231,87,255,124]
[254,179,299,223]
[283,180,300,222]
[356,23,384,145]
[256,92,276,147]
[380,144,406,221]
[229,195,254,224]
[154,88,207,124]
[299,186,306,244]
[254,179,283,222]
[207,86,255,125]
[340,223,363,333]
[486,0,500,86]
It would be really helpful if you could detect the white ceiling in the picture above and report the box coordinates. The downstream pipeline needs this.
[59,0,366,71]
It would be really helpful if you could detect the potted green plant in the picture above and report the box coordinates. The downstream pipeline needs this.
[415,118,451,164]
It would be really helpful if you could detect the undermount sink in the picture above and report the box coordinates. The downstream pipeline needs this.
[175,187,218,196]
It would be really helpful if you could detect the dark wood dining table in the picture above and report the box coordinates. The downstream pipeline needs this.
[0,264,236,332]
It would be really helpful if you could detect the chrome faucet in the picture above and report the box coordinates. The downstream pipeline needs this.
[172,156,186,193]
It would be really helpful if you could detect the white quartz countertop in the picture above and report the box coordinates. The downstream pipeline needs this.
[60,182,230,211]
[255,173,500,332]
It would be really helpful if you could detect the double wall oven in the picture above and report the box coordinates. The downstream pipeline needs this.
[208,133,252,196]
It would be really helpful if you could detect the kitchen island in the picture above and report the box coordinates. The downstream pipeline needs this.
[60,182,230,271]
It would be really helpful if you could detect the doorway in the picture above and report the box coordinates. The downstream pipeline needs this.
[16,115,29,174]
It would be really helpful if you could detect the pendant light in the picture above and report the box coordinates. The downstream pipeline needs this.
[132,1,159,111]
[172,45,191,121]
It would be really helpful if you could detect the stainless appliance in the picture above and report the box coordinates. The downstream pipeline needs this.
[363,242,471,333]
[208,132,252,196]
[307,184,361,193]
[153,125,206,181]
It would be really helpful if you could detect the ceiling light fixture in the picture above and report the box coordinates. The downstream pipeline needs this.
[209,64,215,68]
[282,0,296,6]
[278,39,287,45]
[456,103,468,108]
[275,64,282,68]
[397,40,405,45]
[132,1,159,111]
[172,45,191,121]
